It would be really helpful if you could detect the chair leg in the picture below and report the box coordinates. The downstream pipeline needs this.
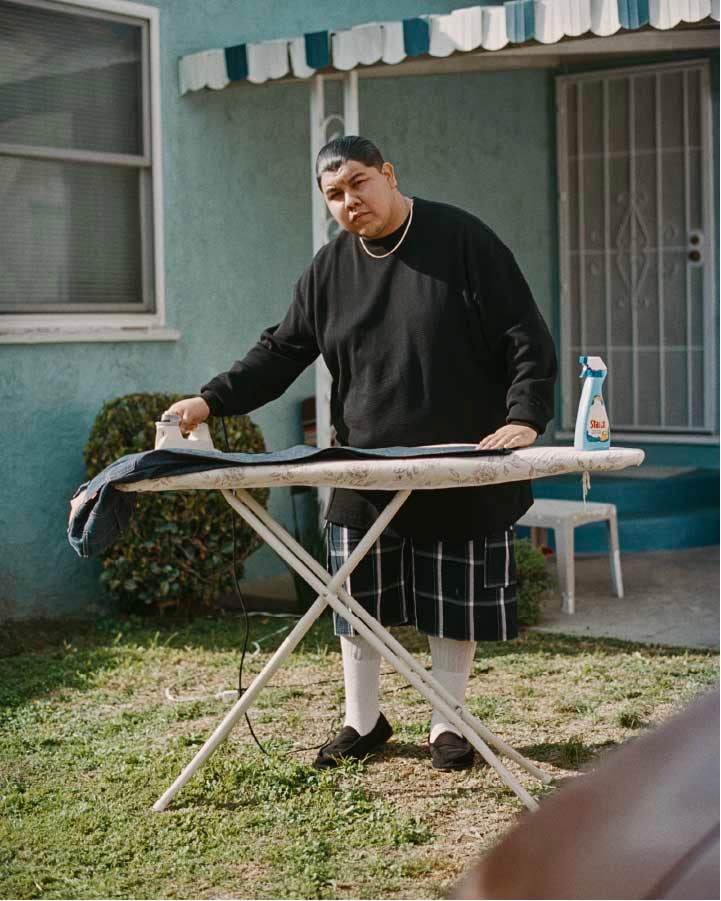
[554,524,575,615]
[607,510,624,599]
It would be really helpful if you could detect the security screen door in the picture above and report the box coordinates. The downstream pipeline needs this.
[557,61,715,436]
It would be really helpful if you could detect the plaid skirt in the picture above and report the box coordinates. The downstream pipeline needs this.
[327,524,518,642]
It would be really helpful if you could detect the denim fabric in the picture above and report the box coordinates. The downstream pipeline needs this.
[67,444,508,559]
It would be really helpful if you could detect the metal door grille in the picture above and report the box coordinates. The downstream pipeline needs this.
[557,61,716,436]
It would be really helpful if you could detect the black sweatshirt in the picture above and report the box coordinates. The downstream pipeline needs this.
[201,197,557,540]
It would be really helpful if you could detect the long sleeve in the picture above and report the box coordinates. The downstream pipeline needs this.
[200,268,320,417]
[473,237,557,436]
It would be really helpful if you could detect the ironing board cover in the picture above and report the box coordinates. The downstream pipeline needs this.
[67,444,507,559]
[67,444,644,559]
[120,446,644,492]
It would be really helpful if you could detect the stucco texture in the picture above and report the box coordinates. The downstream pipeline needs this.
[362,67,557,336]
[1,1,718,618]
[2,0,471,619]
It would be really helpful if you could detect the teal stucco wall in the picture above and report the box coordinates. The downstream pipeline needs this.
[1,0,467,619]
[361,66,557,389]
[2,0,718,619]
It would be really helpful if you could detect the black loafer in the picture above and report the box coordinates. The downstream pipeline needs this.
[430,731,475,770]
[313,713,393,769]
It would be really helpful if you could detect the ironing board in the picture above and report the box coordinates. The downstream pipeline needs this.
[117,445,645,813]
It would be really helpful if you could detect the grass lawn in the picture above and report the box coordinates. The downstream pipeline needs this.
[1,613,718,900]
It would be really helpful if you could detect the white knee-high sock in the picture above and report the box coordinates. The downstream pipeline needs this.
[340,634,381,736]
[428,635,476,743]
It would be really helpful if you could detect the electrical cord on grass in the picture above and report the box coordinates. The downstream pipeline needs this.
[162,416,342,753]
[164,416,434,744]
[219,416,336,757]
[219,415,272,757]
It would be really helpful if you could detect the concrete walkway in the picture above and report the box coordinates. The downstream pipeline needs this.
[532,545,719,650]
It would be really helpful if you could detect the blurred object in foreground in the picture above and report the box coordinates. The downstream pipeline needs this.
[453,689,719,900]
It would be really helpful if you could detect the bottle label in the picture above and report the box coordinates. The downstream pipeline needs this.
[586,397,609,442]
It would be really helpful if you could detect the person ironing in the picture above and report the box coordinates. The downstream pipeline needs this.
[167,136,557,771]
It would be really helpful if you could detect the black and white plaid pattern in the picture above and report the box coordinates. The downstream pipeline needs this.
[327,524,517,642]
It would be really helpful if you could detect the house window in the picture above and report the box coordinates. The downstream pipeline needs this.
[0,0,160,320]
[557,61,716,437]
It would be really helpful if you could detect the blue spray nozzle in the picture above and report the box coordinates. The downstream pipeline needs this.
[579,355,607,378]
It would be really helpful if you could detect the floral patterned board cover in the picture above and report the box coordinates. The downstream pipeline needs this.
[119,446,645,494]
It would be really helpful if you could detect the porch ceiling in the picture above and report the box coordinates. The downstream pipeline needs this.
[178,0,720,95]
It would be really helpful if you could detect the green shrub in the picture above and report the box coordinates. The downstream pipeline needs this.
[515,537,554,626]
[84,393,269,617]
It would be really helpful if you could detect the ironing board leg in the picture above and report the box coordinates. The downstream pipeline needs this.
[221,489,543,811]
[607,510,624,599]
[232,487,551,788]
[151,489,411,813]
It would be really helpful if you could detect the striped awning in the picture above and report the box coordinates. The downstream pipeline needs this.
[179,0,720,94]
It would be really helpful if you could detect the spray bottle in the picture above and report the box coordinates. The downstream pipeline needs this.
[574,356,610,451]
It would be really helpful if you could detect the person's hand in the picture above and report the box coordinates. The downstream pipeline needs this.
[477,423,537,451]
[164,396,211,436]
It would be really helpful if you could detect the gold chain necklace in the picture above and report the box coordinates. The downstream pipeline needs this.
[359,199,414,259]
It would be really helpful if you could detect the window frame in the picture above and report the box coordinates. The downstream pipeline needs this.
[0,0,177,344]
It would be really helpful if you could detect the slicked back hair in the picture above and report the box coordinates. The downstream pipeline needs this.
[315,136,384,189]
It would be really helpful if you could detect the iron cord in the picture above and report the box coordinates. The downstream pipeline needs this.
[164,417,448,753]
[220,415,271,757]
[219,416,338,756]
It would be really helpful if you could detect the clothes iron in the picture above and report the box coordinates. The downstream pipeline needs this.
[155,411,215,451]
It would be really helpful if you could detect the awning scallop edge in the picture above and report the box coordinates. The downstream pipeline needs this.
[178,0,720,95]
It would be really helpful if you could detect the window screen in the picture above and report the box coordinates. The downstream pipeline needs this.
[0,0,153,313]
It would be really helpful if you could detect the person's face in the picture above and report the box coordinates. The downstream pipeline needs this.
[320,160,398,238]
